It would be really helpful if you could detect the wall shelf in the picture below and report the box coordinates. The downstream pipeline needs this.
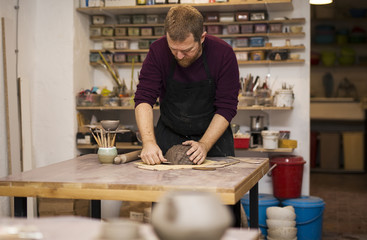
[91,44,305,53]
[91,32,305,41]
[77,1,293,16]
[76,106,292,111]
[245,147,294,152]
[90,18,305,28]
[78,142,141,150]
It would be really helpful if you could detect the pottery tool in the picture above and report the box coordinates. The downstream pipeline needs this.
[113,150,142,164]
[98,51,122,88]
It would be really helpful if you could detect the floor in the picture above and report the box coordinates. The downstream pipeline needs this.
[310,171,367,240]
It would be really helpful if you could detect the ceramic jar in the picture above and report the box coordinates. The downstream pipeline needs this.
[98,147,117,164]
[151,191,233,240]
[273,89,294,107]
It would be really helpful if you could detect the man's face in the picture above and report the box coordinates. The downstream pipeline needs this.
[167,32,205,68]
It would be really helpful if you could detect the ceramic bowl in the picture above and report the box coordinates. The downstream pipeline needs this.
[290,53,300,60]
[266,206,296,220]
[268,227,297,239]
[151,191,233,240]
[101,120,120,130]
[290,25,303,33]
[266,219,296,229]
[98,218,141,240]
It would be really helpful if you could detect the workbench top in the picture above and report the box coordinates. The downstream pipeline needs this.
[0,154,269,205]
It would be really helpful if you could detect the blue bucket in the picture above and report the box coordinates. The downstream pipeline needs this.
[282,196,325,240]
[241,194,280,237]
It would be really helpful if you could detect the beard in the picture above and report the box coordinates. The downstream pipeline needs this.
[176,44,202,68]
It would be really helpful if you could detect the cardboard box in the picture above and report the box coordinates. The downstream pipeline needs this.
[38,198,90,217]
[343,132,364,171]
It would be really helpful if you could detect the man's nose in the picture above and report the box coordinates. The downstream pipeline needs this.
[176,51,185,60]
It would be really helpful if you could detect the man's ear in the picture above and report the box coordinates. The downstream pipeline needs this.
[200,31,207,44]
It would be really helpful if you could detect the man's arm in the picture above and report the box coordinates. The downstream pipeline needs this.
[135,103,167,164]
[183,113,229,164]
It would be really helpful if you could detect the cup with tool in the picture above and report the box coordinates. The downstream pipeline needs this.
[88,120,126,164]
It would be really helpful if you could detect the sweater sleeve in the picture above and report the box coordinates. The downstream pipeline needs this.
[212,41,240,123]
[134,38,169,108]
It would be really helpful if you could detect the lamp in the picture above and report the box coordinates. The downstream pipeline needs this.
[310,0,333,5]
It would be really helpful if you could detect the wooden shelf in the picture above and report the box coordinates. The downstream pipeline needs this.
[238,59,304,65]
[76,106,292,111]
[90,59,304,67]
[77,1,293,16]
[91,18,305,28]
[237,106,293,110]
[91,32,305,41]
[78,142,142,150]
[246,147,294,152]
[90,44,305,53]
[78,143,293,152]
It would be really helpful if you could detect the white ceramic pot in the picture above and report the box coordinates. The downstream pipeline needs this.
[151,191,233,240]
[266,206,296,221]
[266,219,296,229]
[98,218,141,240]
[268,227,297,239]
[273,89,294,107]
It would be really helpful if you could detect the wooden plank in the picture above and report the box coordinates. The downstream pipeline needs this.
[76,1,293,15]
[310,102,364,121]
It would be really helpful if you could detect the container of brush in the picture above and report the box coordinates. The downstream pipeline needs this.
[91,120,120,164]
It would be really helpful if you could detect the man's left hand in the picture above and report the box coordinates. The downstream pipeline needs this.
[182,140,208,165]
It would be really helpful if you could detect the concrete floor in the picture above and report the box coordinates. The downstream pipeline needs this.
[310,172,367,240]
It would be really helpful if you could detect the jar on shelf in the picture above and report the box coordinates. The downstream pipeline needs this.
[136,0,146,5]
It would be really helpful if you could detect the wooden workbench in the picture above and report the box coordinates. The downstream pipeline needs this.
[0,154,269,228]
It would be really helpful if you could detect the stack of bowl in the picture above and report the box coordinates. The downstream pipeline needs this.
[266,206,297,240]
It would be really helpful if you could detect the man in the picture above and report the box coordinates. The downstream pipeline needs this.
[134,5,240,165]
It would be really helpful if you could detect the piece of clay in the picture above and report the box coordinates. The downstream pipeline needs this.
[164,145,194,165]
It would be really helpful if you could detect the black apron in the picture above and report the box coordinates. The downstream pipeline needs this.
[156,49,234,157]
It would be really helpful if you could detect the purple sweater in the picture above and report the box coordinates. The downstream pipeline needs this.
[134,35,240,123]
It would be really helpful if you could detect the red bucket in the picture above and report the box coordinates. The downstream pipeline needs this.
[270,155,306,199]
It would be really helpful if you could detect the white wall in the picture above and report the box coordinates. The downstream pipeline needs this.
[0,0,18,217]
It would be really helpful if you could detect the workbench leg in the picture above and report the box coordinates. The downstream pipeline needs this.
[249,183,259,229]
[14,197,27,217]
[229,201,241,228]
[91,200,101,219]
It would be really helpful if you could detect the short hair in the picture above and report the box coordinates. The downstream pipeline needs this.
[164,5,204,43]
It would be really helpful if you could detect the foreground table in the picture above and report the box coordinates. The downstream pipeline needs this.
[0,216,260,240]
[0,154,269,228]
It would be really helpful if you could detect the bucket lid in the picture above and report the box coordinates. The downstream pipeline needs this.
[282,196,325,208]
[241,193,280,205]
[270,155,305,165]
[261,130,279,136]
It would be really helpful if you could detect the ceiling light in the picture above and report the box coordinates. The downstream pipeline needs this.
[310,0,333,5]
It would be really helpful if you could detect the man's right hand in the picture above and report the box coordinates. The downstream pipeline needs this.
[140,141,167,165]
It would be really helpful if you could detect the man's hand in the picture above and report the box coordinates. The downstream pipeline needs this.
[182,140,209,165]
[140,141,167,165]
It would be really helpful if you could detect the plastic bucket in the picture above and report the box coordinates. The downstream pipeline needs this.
[261,130,279,149]
[282,196,325,240]
[241,194,280,237]
[269,155,306,199]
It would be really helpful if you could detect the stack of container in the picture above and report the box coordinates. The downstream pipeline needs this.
[266,206,297,240]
